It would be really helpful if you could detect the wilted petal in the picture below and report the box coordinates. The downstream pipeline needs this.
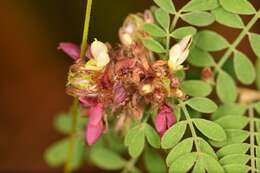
[79,96,98,107]
[86,121,104,145]
[58,42,80,60]
[113,82,127,105]
[100,69,112,89]
[88,103,103,125]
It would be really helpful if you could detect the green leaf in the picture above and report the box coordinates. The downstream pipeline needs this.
[188,47,215,67]
[181,12,215,27]
[125,126,139,146]
[44,139,68,167]
[153,0,175,13]
[54,113,71,134]
[161,121,187,149]
[144,123,161,148]
[211,129,249,147]
[128,127,145,158]
[105,131,126,153]
[169,152,197,173]
[234,51,255,84]
[71,139,85,170]
[215,115,249,129]
[198,138,217,159]
[166,138,194,166]
[194,30,229,51]
[192,158,206,173]
[202,154,225,173]
[144,148,166,173]
[223,164,250,173]
[143,23,166,37]
[182,0,219,12]
[219,154,250,165]
[193,118,226,141]
[154,8,170,30]
[219,0,256,15]
[142,38,165,53]
[249,33,260,59]
[186,97,217,113]
[254,102,260,115]
[181,80,212,97]
[90,147,126,170]
[216,71,237,103]
[212,7,244,29]
[212,103,246,120]
[217,143,250,158]
[256,59,260,90]
[171,26,197,39]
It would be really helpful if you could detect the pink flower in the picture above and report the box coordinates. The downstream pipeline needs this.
[58,42,92,60]
[86,121,104,145]
[58,43,80,60]
[155,104,176,136]
[79,96,98,107]
[86,103,104,145]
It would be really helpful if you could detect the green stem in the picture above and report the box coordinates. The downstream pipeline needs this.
[64,0,93,172]
[181,101,200,152]
[249,106,256,173]
[166,31,170,58]
[217,10,260,69]
[165,12,180,58]
[170,12,180,31]
[64,99,79,173]
[121,157,138,173]
[80,0,93,59]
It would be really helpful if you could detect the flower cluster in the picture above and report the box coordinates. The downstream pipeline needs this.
[58,12,192,145]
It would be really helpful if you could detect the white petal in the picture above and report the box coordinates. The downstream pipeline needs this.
[91,40,108,59]
[95,51,110,67]
[169,44,182,64]
[179,35,192,51]
[176,50,189,65]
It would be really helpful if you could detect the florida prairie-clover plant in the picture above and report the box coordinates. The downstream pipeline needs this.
[44,0,260,173]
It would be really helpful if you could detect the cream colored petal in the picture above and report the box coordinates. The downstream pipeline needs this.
[169,44,182,64]
[91,40,108,59]
[95,51,110,67]
[179,35,192,51]
[176,50,189,65]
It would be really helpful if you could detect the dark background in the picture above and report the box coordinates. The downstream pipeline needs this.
[0,0,259,172]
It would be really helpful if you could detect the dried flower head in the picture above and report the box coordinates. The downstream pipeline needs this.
[60,21,192,145]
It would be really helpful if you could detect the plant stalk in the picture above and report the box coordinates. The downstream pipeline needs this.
[121,157,138,173]
[64,99,79,173]
[181,101,201,152]
[249,106,256,173]
[64,0,93,172]
[217,10,260,69]
[80,0,93,59]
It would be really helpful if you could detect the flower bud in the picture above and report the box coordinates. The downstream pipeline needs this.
[201,67,213,80]
[155,104,176,136]
[119,14,145,46]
